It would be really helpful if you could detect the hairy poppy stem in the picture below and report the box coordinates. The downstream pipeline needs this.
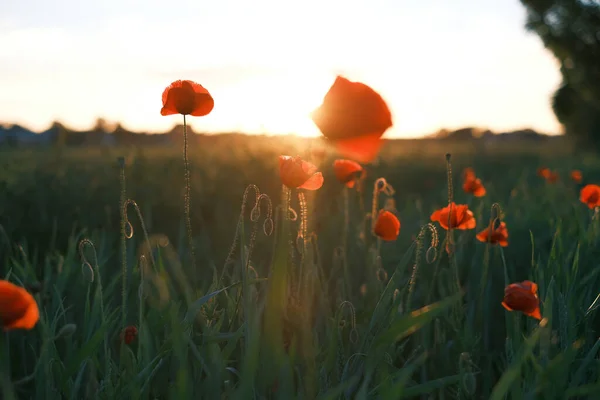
[137,255,147,362]
[479,203,501,352]
[182,115,197,275]
[445,154,460,291]
[342,187,351,297]
[118,158,128,329]
[407,224,438,312]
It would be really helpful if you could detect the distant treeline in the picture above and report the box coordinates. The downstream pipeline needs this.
[0,119,561,147]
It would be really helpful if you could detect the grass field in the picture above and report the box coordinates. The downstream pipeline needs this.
[1,136,600,399]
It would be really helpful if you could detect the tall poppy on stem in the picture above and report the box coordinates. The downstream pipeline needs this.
[0,280,39,331]
[476,221,509,246]
[160,80,214,270]
[279,156,324,190]
[430,202,476,230]
[311,76,393,163]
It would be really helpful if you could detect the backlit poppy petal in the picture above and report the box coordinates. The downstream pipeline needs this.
[190,93,215,116]
[460,210,477,229]
[161,86,193,115]
[160,80,214,116]
[463,178,486,197]
[279,155,323,190]
[430,203,476,230]
[430,209,442,223]
[476,221,509,246]
[331,133,384,164]
[374,210,400,241]
[301,159,318,176]
[333,159,363,187]
[311,76,392,163]
[299,172,324,191]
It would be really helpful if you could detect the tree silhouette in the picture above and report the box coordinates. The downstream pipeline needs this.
[521,0,600,148]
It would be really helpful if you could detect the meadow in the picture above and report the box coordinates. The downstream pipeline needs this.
[1,136,600,399]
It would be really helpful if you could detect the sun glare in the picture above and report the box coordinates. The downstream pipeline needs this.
[214,72,333,137]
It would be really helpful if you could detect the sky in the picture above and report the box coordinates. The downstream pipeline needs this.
[0,0,563,138]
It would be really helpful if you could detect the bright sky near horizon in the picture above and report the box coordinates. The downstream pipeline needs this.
[0,0,562,138]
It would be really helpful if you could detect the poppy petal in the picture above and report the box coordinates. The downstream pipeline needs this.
[476,229,489,243]
[521,280,538,294]
[331,133,384,163]
[526,307,542,320]
[374,210,401,241]
[430,209,442,222]
[501,301,514,311]
[190,93,215,116]
[461,211,477,229]
[161,86,194,115]
[3,298,39,330]
[301,159,319,176]
[473,185,486,197]
[0,281,39,331]
[299,172,324,190]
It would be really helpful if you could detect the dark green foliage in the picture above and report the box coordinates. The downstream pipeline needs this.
[521,0,600,148]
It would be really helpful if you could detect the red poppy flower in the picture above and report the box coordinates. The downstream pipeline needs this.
[430,202,476,230]
[160,80,214,116]
[463,177,486,197]
[311,76,392,163]
[537,167,551,178]
[0,280,39,331]
[279,156,324,190]
[501,280,541,320]
[580,184,600,209]
[476,221,508,246]
[571,170,583,183]
[120,325,138,345]
[333,159,363,188]
[463,167,476,182]
[373,210,400,241]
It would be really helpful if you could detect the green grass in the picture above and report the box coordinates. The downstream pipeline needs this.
[1,137,600,399]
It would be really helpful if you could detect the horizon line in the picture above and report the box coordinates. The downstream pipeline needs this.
[0,119,563,139]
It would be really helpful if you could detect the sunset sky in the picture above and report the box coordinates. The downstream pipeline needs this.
[0,0,562,138]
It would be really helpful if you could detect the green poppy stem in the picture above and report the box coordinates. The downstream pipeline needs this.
[182,115,197,274]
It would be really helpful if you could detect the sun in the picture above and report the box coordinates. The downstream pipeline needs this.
[216,72,333,136]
